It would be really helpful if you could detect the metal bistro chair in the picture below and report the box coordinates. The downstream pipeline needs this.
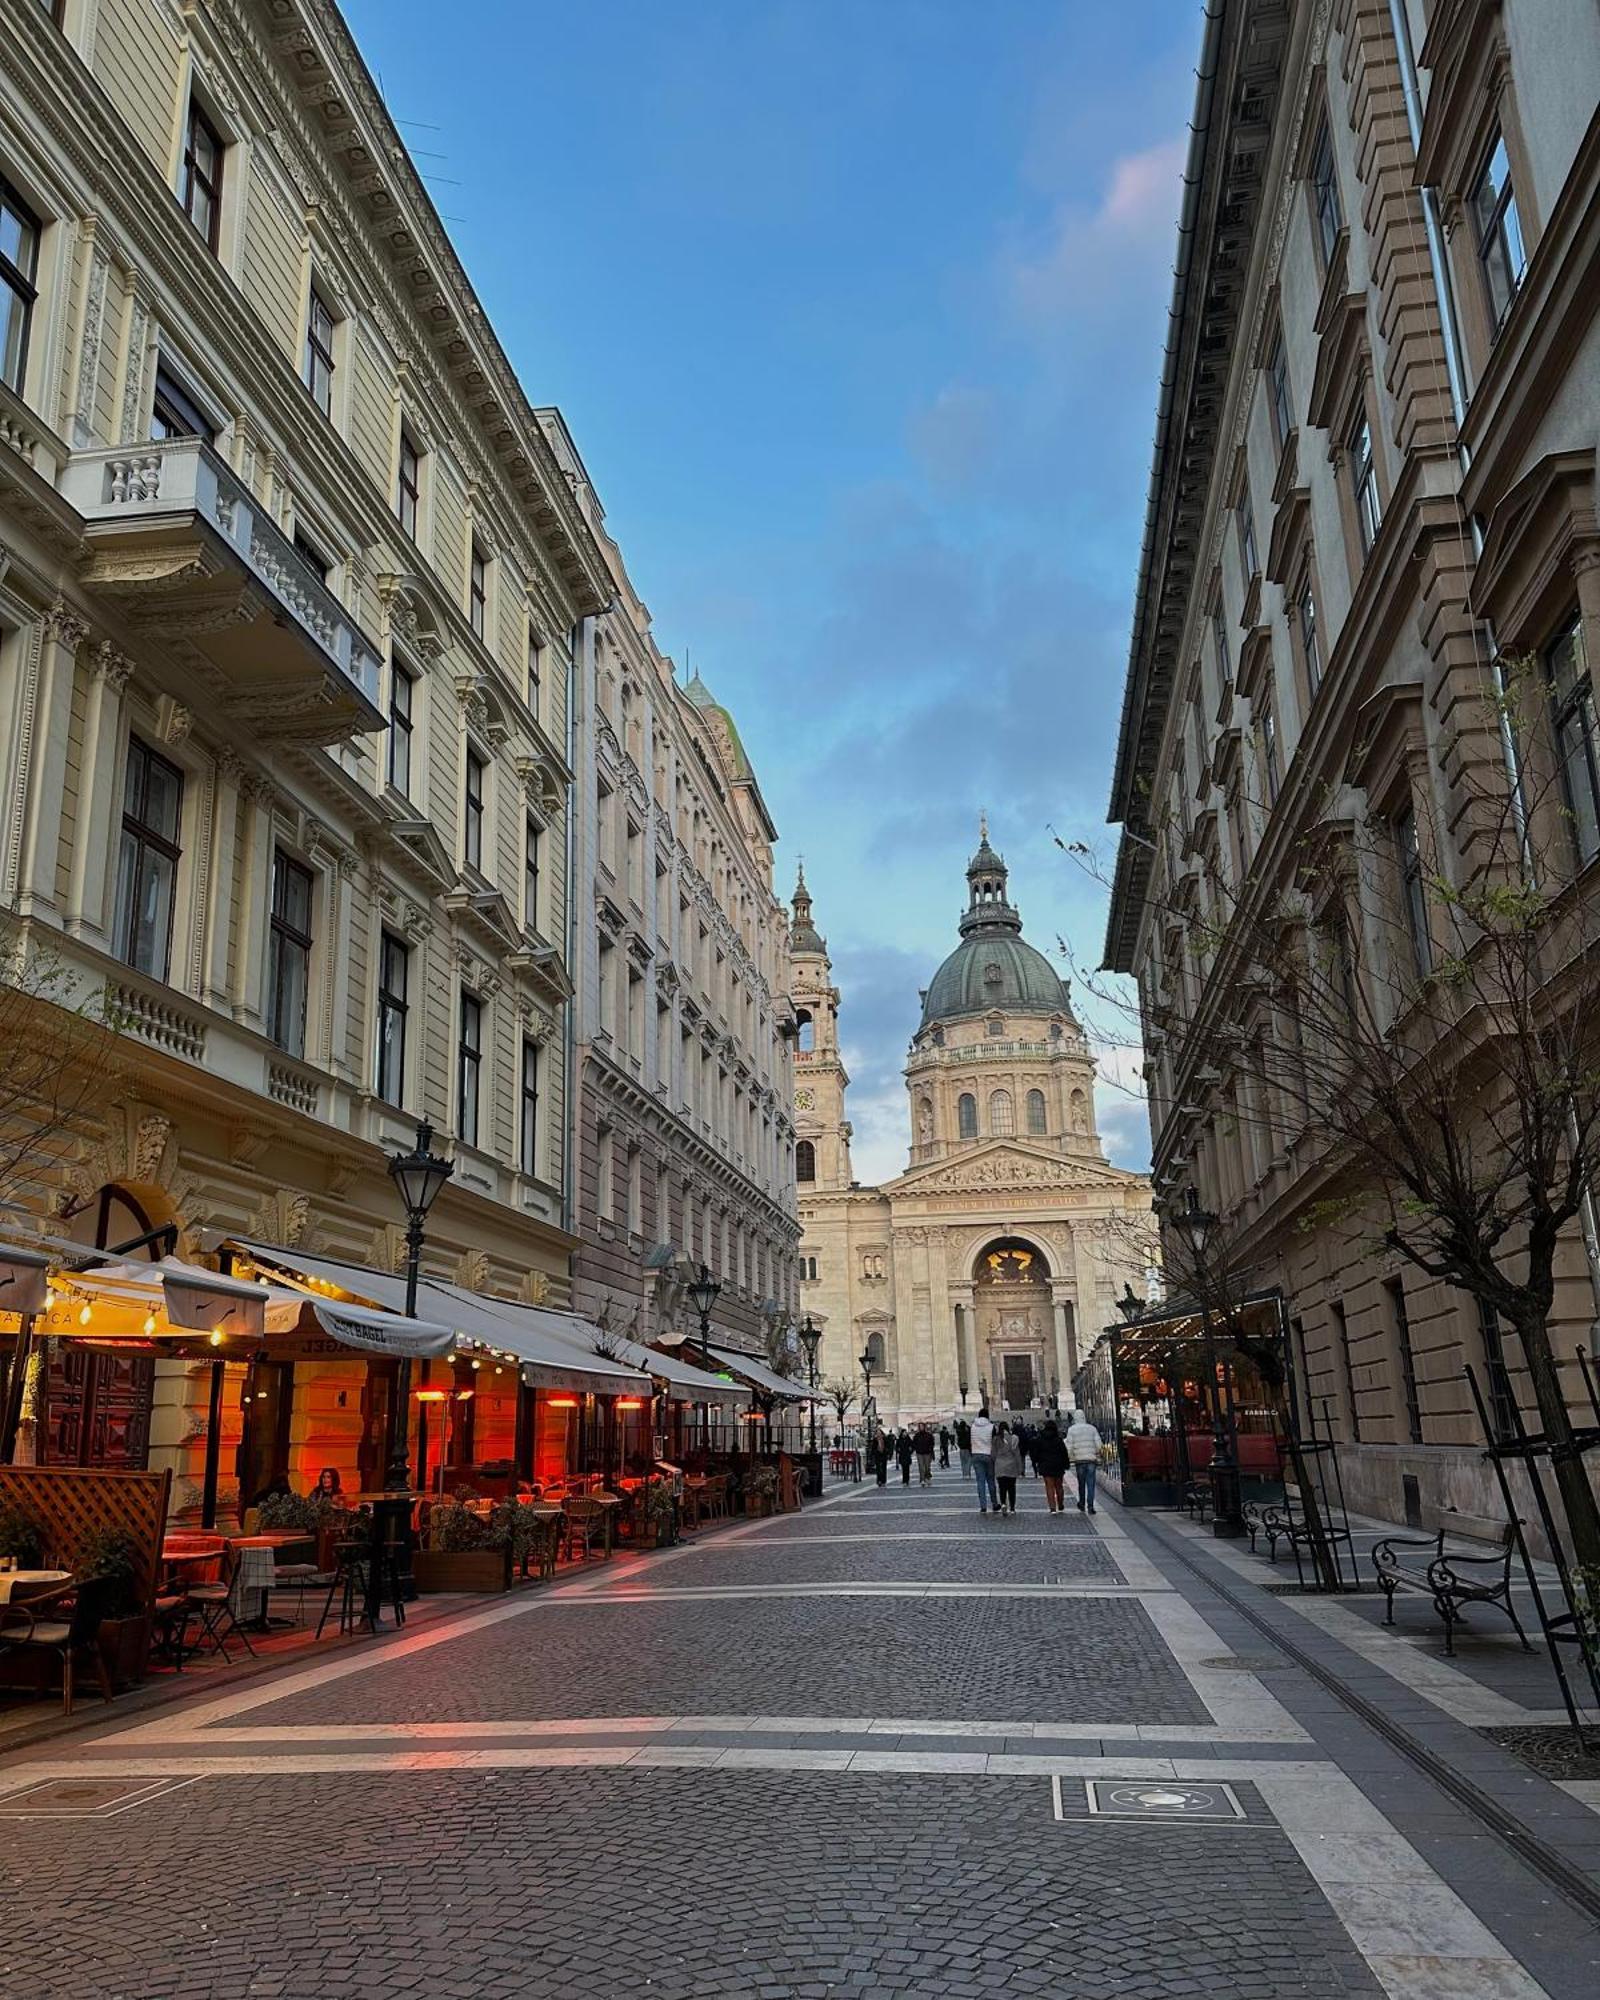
[183,1544,257,1664]
[0,1576,118,1715]
[316,1537,372,1639]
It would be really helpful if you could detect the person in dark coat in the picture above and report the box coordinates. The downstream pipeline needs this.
[872,1429,890,1487]
[895,1429,915,1485]
[938,1424,952,1469]
[1033,1419,1070,1513]
[913,1423,936,1486]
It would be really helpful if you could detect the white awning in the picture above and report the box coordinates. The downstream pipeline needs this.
[706,1344,812,1403]
[310,1299,455,1359]
[577,1328,750,1406]
[229,1241,652,1398]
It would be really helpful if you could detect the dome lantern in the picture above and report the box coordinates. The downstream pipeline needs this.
[917,819,1075,1033]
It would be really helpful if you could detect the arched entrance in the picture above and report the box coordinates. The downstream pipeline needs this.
[973,1238,1052,1411]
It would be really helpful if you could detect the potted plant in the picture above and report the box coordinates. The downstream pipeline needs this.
[636,1481,678,1549]
[75,1526,148,1689]
[411,1497,511,1594]
[0,1501,43,1569]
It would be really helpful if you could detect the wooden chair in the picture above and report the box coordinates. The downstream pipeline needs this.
[0,1576,118,1715]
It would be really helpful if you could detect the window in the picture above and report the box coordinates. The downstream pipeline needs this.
[1547,613,1600,866]
[597,1126,615,1220]
[1386,1277,1423,1445]
[795,1139,816,1183]
[1349,408,1381,554]
[376,931,408,1106]
[1258,695,1282,805]
[113,737,183,980]
[1332,1299,1360,1442]
[457,990,482,1147]
[802,1256,819,1284]
[304,285,335,417]
[0,174,40,394]
[469,542,487,640]
[387,655,415,796]
[1310,118,1341,267]
[527,627,544,709]
[1472,133,1527,334]
[463,749,485,872]
[1477,1298,1517,1440]
[957,1092,978,1140]
[1296,573,1322,697]
[1211,601,1229,679]
[1026,1089,1047,1136]
[1267,332,1292,447]
[1396,807,1431,975]
[524,816,541,932]
[396,427,420,539]
[989,1089,1015,1135]
[1238,494,1259,585]
[864,1330,884,1370]
[149,367,211,442]
[292,528,330,584]
[267,850,313,1055]
[180,97,223,251]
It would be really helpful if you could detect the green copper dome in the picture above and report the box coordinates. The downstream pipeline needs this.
[918,823,1072,1029]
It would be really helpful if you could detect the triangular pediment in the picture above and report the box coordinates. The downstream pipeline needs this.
[884,1140,1142,1200]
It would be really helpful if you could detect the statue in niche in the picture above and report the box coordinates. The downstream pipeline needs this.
[917,1099,933,1143]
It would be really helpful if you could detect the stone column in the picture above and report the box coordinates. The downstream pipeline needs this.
[1051,1289,1079,1400]
[200,751,244,1010]
[12,604,88,919]
[323,852,355,1078]
[1072,1226,1106,1373]
[949,1283,976,1405]
[65,642,134,942]
[231,774,275,1027]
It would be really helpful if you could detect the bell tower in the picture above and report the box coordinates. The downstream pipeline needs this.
[789,865,852,1191]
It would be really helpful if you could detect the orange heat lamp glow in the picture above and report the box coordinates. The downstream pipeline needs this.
[615,1398,645,1410]
[453,1388,475,1402]
[414,1389,449,1403]
[548,1395,578,1408]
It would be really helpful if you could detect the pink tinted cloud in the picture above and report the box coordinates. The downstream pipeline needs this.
[1003,133,1186,328]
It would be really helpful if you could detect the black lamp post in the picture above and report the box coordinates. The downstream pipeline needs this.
[798,1316,821,1456]
[859,1347,875,1432]
[1171,1188,1244,1539]
[686,1264,721,1363]
[384,1119,454,1490]
[1116,1282,1145,1325]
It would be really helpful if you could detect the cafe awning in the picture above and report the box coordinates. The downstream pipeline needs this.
[705,1344,811,1403]
[228,1241,652,1398]
[584,1329,751,1406]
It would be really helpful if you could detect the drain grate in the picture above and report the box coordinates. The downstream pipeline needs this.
[1198,1654,1292,1673]
[0,1774,202,1818]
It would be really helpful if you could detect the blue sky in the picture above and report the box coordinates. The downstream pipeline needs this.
[345,0,1198,1183]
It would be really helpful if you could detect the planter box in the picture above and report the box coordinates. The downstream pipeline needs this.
[97,1612,152,1690]
[411,1547,510,1594]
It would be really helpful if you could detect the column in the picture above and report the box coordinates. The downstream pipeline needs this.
[231,773,275,1027]
[200,751,244,1009]
[1072,1226,1105,1374]
[12,604,87,918]
[1052,1290,1079,1398]
[65,643,134,942]
[949,1283,976,1403]
[323,854,355,1079]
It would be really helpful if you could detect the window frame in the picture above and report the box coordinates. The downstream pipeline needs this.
[463,746,485,872]
[1258,693,1282,806]
[0,172,41,397]
[795,1139,816,1183]
[180,94,224,254]
[387,653,415,797]
[520,1038,540,1176]
[1395,806,1432,975]
[303,283,335,418]
[1471,131,1527,337]
[113,735,184,982]
[396,426,421,540]
[1295,568,1323,700]
[1546,610,1600,868]
[957,1092,978,1140]
[267,848,314,1056]
[457,988,482,1148]
[469,541,487,640]
[1267,331,1292,450]
[523,814,541,933]
[1348,404,1381,556]
[1238,493,1259,586]
[149,365,212,443]
[375,929,409,1107]
[1025,1088,1047,1136]
[1309,117,1342,270]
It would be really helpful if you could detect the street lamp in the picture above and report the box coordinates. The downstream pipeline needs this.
[384,1119,454,1489]
[1168,1187,1244,1540]
[686,1264,721,1363]
[798,1316,822,1457]
[958,1376,969,1410]
[859,1346,875,1431]
[1116,1282,1145,1325]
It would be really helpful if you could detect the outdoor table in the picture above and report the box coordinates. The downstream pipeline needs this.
[0,1569,72,1604]
[227,1536,312,1629]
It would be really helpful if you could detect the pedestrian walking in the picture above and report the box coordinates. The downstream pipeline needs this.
[1033,1417,1069,1513]
[872,1428,889,1487]
[1066,1410,1102,1513]
[896,1428,914,1486]
[913,1423,936,1485]
[955,1417,973,1480]
[1019,1423,1036,1476]
[993,1423,1022,1515]
[938,1424,951,1469]
[969,1410,997,1514]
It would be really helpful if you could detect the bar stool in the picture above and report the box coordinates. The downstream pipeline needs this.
[315,1538,370,1639]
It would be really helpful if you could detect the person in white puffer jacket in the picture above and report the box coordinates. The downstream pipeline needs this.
[1065,1411,1103,1514]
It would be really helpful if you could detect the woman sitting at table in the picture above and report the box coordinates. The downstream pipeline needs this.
[309,1467,348,1507]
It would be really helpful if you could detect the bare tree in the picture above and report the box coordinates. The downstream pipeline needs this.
[0,916,120,1219]
[1072,663,1600,1608]
[824,1379,855,1434]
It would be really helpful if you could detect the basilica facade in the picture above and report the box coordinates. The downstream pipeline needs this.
[794,830,1155,1427]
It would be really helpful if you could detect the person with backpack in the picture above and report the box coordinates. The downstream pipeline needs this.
[954,1416,973,1480]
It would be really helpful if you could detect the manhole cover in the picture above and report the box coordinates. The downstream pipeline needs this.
[1085,1779,1247,1823]
[0,1774,201,1818]
[1198,1654,1291,1673]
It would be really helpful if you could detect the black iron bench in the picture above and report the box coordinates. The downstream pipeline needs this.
[1373,1524,1533,1656]
[1245,1493,1355,1579]
[1181,1479,1212,1522]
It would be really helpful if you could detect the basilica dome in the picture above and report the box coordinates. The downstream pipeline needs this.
[918,825,1073,1030]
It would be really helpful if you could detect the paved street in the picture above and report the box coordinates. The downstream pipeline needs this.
[3,1472,1598,1999]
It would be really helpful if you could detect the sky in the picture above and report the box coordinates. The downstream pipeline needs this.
[344,0,1200,1185]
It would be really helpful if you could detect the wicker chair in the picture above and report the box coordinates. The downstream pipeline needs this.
[564,1496,612,1563]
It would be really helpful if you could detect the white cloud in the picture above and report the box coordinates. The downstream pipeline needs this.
[1002,133,1186,329]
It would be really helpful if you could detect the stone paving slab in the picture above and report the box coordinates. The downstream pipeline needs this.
[650,1538,1120,1586]
[236,1593,1209,1728]
[0,1768,1385,1999]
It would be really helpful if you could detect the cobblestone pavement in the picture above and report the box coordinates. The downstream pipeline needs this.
[0,1465,1592,1998]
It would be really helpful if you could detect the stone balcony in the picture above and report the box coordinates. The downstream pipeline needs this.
[57,437,384,744]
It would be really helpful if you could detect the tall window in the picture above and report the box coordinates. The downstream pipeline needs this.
[1267,332,1292,447]
[304,285,335,417]
[527,627,544,710]
[0,174,40,394]
[1258,694,1282,805]
[957,1092,978,1139]
[469,542,487,640]
[180,97,223,252]
[1025,1088,1047,1136]
[1211,602,1228,679]
[520,1039,540,1175]
[1386,1277,1423,1445]
[396,426,420,539]
[1472,133,1527,333]
[1296,574,1322,697]
[795,1139,816,1182]
[1332,1299,1360,1442]
[463,749,485,871]
[1349,408,1381,554]
[1238,494,1259,585]
[114,737,183,980]
[989,1089,1015,1135]
[376,930,408,1106]
[1547,613,1600,865]
[149,367,211,442]
[1310,118,1341,266]
[1396,807,1431,974]
[387,655,415,796]
[524,816,541,931]
[292,528,330,584]
[457,990,482,1146]
[267,850,313,1056]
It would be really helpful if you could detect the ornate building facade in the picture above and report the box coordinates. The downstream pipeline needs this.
[0,0,607,1493]
[795,832,1153,1426]
[553,418,801,1357]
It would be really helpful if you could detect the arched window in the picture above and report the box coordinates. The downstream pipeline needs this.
[864,1331,886,1371]
[1026,1089,1047,1135]
[795,1139,816,1182]
[989,1089,1015,1135]
[957,1093,978,1139]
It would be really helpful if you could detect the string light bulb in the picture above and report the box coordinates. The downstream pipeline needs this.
[78,1302,92,1325]
[143,1314,157,1336]
[209,1329,224,1347]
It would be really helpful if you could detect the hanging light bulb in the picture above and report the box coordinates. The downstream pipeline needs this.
[209,1328,224,1347]
[143,1314,157,1336]
[78,1302,92,1326]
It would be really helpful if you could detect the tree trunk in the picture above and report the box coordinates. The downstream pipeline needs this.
[1519,1310,1600,1576]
